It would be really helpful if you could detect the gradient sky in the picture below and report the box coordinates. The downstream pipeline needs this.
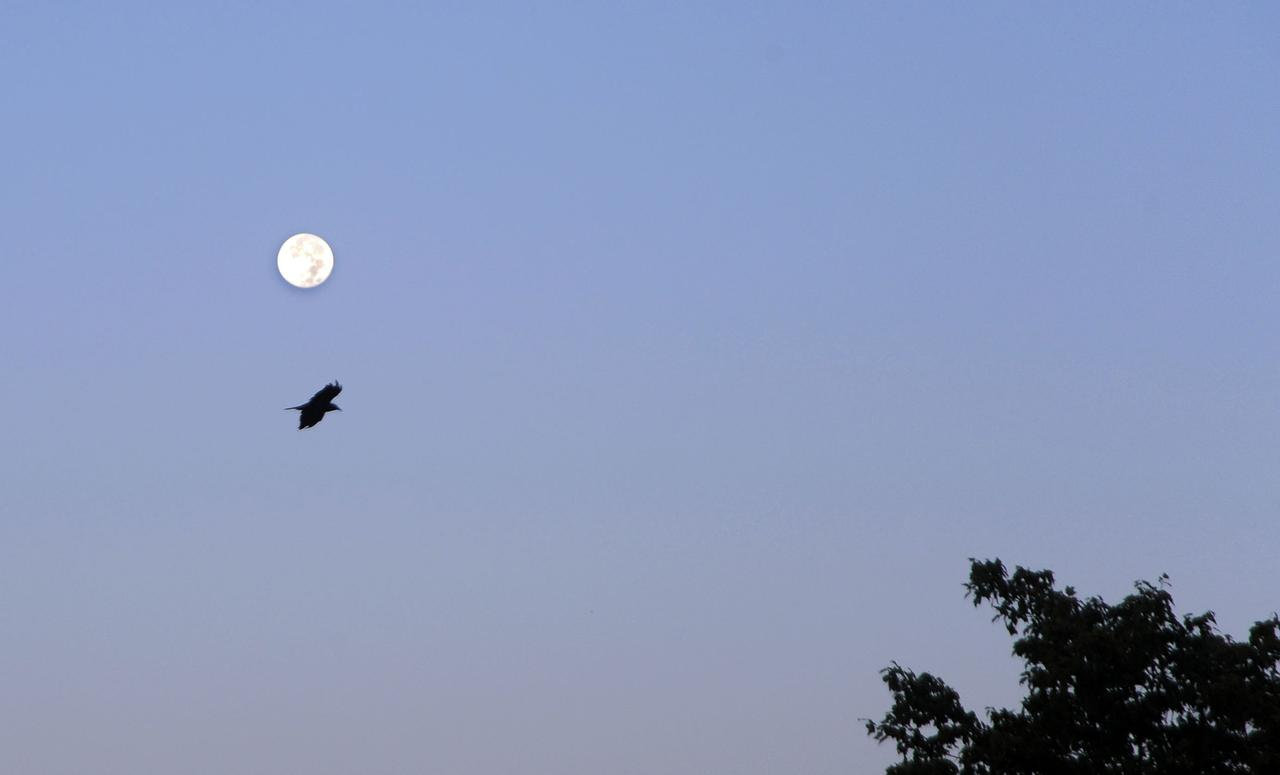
[3,3,1279,773]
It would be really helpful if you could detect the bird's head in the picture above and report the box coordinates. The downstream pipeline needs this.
[329,404,342,412]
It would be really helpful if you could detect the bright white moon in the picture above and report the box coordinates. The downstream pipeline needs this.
[277,233,334,288]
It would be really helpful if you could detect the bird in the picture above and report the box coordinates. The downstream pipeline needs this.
[286,381,342,429]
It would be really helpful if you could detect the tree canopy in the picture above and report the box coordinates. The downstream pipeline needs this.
[866,559,1280,774]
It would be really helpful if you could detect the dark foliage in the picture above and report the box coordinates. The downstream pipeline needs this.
[866,559,1280,774]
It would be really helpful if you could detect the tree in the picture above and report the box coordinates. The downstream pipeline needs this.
[865,559,1280,774]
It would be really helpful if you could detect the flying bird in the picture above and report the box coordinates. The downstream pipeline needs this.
[286,381,342,429]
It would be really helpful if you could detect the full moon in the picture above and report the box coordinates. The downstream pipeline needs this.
[277,233,334,288]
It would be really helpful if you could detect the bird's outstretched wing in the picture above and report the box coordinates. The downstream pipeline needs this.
[297,406,325,429]
[310,381,342,405]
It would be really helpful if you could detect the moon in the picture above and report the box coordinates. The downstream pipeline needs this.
[277,233,334,288]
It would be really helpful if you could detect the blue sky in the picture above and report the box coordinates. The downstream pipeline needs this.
[2,3,1279,772]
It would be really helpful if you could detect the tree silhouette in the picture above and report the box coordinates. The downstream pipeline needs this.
[866,558,1280,774]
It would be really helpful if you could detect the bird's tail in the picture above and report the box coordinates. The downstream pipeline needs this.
[285,405,304,410]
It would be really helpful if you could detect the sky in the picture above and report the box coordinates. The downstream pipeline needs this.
[2,2,1279,773]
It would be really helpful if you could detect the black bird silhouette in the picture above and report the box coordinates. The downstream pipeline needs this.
[286,381,342,429]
